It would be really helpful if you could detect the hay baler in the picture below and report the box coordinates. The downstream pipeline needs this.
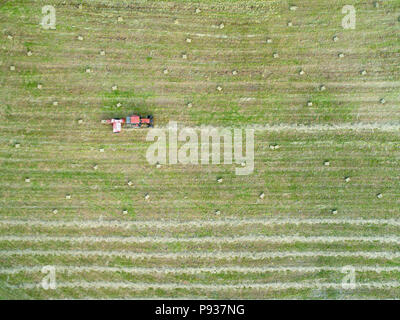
[102,114,154,133]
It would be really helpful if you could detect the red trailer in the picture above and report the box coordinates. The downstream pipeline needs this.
[103,114,153,133]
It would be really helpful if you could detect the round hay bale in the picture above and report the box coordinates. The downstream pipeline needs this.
[78,119,83,124]
[100,50,106,56]
[182,53,187,59]
[127,181,133,186]
[290,5,298,11]
[65,194,71,199]
[360,70,367,75]
[266,38,273,44]
[122,209,128,215]
[299,69,305,75]
[240,161,246,167]
[117,16,123,22]
[259,192,265,199]
[287,21,293,27]
[53,101,58,106]
[195,8,201,14]
[10,65,15,71]
[37,84,43,90]
[319,85,326,91]
[333,35,339,42]
[99,148,104,153]
[15,143,20,148]
[112,85,118,91]
[77,35,83,41]
[331,209,338,215]
[232,70,238,75]
[273,52,279,58]
[144,193,150,200]
[216,85,223,92]
[25,178,30,183]
[187,102,193,108]
[27,50,33,56]
[156,162,161,169]
[7,35,13,40]
[219,23,225,29]
[85,68,91,73]
[52,209,58,214]
[379,98,386,104]
[215,210,221,215]
[307,101,313,107]
[217,177,223,183]
[344,176,351,182]
[338,53,345,58]
[93,164,98,170]
[376,193,383,199]
[116,102,122,108]
[186,38,192,43]
[163,68,169,75]
[324,160,330,166]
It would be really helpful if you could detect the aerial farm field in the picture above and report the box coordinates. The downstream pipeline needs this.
[0,0,399,299]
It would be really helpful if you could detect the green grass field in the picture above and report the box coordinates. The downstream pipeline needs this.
[0,0,399,299]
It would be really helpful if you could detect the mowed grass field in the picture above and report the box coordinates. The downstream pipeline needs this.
[0,0,399,299]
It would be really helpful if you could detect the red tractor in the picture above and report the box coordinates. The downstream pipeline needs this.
[102,114,154,133]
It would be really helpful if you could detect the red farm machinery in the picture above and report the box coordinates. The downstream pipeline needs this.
[102,114,154,133]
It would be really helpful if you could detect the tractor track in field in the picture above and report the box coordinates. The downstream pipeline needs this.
[153,122,400,132]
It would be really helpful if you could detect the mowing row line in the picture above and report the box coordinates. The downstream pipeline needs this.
[1,250,399,260]
[1,218,399,228]
[7,281,400,291]
[2,123,400,132]
[1,235,400,244]
[1,265,400,275]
